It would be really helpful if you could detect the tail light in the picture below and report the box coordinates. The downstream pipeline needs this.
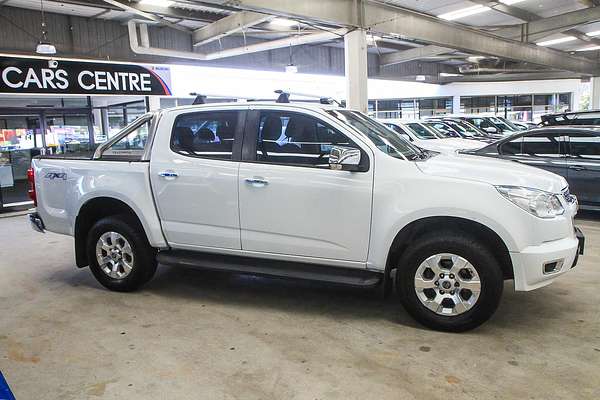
[27,167,37,206]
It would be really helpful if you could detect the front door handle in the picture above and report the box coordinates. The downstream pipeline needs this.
[568,165,586,171]
[158,170,179,179]
[245,177,269,186]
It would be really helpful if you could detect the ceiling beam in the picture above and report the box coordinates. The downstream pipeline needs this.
[470,0,538,22]
[381,5,600,66]
[101,0,193,31]
[380,45,450,66]
[196,0,600,74]
[364,3,600,75]
[193,11,272,46]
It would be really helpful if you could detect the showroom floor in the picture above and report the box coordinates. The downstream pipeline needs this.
[0,213,599,400]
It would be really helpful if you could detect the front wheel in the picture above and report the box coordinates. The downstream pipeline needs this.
[87,215,157,292]
[396,233,504,332]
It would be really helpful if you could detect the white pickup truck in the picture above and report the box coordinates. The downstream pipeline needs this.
[28,102,584,331]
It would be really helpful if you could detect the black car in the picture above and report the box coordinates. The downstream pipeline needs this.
[466,127,600,210]
[540,110,600,126]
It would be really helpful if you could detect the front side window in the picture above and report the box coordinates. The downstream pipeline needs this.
[256,111,359,167]
[326,110,425,161]
[171,111,238,160]
[569,133,600,159]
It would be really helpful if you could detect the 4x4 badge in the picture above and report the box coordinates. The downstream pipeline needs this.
[44,172,67,180]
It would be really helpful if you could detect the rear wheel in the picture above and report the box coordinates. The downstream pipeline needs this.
[396,232,504,332]
[87,215,157,292]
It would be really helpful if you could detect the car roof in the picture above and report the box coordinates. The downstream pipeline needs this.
[527,126,600,133]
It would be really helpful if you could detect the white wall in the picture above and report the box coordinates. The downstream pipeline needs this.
[168,64,585,111]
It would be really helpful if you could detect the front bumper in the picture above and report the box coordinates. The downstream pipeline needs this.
[29,212,45,233]
[510,228,584,291]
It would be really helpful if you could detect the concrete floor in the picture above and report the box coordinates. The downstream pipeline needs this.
[0,213,599,400]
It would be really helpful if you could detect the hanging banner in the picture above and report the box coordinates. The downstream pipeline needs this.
[0,56,172,95]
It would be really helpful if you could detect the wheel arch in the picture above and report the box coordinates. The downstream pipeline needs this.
[382,216,514,296]
[74,197,147,268]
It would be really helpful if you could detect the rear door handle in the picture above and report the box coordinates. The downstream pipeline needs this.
[245,177,269,186]
[568,165,586,171]
[158,171,179,179]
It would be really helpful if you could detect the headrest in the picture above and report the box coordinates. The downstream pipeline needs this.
[262,116,283,141]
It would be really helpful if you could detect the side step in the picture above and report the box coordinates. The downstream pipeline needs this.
[157,250,382,288]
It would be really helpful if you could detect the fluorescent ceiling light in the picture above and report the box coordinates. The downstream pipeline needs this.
[536,36,577,46]
[139,0,174,6]
[575,45,600,52]
[270,18,298,27]
[438,5,490,21]
[585,30,600,37]
[440,72,462,77]
[500,0,527,4]
[415,75,426,81]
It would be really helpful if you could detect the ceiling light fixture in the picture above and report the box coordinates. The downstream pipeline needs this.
[415,75,426,81]
[438,5,491,21]
[575,45,600,52]
[139,0,174,6]
[499,0,527,5]
[270,18,299,27]
[36,0,56,55]
[366,35,382,46]
[585,30,600,37]
[440,72,462,77]
[536,36,577,46]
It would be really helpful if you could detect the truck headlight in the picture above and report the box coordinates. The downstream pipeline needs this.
[496,186,565,219]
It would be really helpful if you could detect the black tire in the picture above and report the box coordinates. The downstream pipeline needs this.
[396,231,504,332]
[86,214,157,292]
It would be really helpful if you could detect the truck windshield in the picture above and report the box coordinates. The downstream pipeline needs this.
[326,110,426,161]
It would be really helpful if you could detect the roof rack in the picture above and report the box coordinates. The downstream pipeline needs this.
[274,90,344,106]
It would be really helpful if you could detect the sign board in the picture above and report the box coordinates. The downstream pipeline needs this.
[0,56,172,96]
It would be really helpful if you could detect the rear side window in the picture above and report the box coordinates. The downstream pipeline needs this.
[256,111,359,167]
[102,120,150,158]
[569,133,600,159]
[521,133,562,158]
[500,133,563,157]
[171,111,239,160]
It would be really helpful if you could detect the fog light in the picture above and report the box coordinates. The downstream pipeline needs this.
[543,259,564,275]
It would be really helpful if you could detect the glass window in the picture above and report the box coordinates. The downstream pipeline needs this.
[44,114,91,154]
[103,120,150,157]
[521,133,562,158]
[327,110,424,161]
[171,111,238,160]
[256,111,357,167]
[425,122,459,138]
[499,137,522,156]
[569,133,600,160]
[406,123,439,139]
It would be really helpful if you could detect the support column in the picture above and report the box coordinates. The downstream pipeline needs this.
[344,29,368,113]
[591,77,600,110]
[452,95,461,115]
[146,96,162,112]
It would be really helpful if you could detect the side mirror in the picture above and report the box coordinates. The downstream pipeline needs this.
[329,146,361,171]
[483,127,498,133]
